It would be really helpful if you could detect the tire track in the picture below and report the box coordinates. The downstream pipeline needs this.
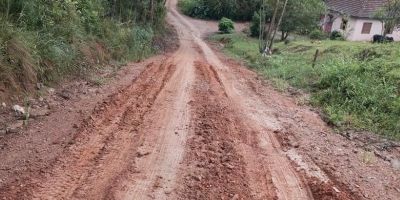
[108,24,198,199]
[29,60,176,200]
[176,61,254,200]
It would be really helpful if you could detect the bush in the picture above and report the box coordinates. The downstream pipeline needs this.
[309,29,326,40]
[330,30,344,40]
[178,0,259,20]
[250,12,260,37]
[178,0,209,19]
[219,17,235,34]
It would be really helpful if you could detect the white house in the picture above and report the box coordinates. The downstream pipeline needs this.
[322,0,400,41]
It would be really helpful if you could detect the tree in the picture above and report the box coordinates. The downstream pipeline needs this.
[269,0,288,50]
[258,0,287,55]
[375,0,400,36]
[105,0,166,26]
[258,0,280,54]
[257,0,324,55]
[280,0,324,41]
[179,0,260,20]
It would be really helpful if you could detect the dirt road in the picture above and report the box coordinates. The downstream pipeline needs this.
[1,0,399,199]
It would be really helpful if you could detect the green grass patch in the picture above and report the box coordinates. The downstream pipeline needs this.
[211,33,400,139]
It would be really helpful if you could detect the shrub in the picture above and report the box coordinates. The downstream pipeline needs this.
[219,17,235,34]
[330,30,344,40]
[309,29,326,40]
[250,11,260,37]
[178,0,208,19]
[178,0,259,20]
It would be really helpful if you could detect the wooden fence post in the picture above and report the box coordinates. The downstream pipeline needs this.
[312,49,320,68]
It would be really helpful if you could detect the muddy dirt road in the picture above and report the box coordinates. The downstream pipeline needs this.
[1,0,399,199]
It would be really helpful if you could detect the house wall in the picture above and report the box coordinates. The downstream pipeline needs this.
[347,18,382,41]
[330,16,400,41]
[331,16,342,31]
[330,17,358,39]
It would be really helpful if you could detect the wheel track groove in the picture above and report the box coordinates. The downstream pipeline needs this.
[30,60,176,200]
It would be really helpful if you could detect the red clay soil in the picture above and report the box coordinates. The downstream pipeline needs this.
[0,0,399,199]
[177,61,254,200]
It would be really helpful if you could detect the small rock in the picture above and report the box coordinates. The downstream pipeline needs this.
[164,190,172,195]
[38,97,44,102]
[6,120,24,134]
[225,163,235,170]
[30,108,51,118]
[36,83,44,90]
[136,150,151,158]
[391,159,400,170]
[88,88,98,94]
[73,124,79,129]
[292,142,300,148]
[48,88,55,94]
[1,102,6,108]
[231,194,239,200]
[273,129,280,133]
[332,186,340,193]
[59,90,71,100]
[13,105,25,115]
[192,175,201,181]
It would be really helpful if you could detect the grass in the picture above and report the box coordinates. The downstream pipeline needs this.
[0,1,167,102]
[211,33,400,139]
[0,21,155,99]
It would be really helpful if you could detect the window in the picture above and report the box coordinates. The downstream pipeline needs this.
[361,22,372,34]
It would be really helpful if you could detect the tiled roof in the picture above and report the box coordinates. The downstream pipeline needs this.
[325,0,388,18]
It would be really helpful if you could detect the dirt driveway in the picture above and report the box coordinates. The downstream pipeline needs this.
[0,0,399,199]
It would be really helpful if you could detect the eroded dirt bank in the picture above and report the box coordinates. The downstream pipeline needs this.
[0,0,399,199]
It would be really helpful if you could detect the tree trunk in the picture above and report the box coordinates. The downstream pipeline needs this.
[382,21,386,37]
[284,32,289,40]
[150,0,155,24]
[6,0,11,20]
[263,0,280,54]
[269,0,289,51]
[259,0,266,53]
[112,0,117,18]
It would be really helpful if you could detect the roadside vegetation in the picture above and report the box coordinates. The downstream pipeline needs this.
[0,0,167,101]
[218,18,235,34]
[178,0,259,20]
[212,33,400,139]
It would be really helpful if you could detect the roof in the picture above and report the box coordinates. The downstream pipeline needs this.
[325,0,388,18]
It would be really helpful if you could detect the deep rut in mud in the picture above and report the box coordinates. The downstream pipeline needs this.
[0,60,177,199]
[177,61,254,199]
